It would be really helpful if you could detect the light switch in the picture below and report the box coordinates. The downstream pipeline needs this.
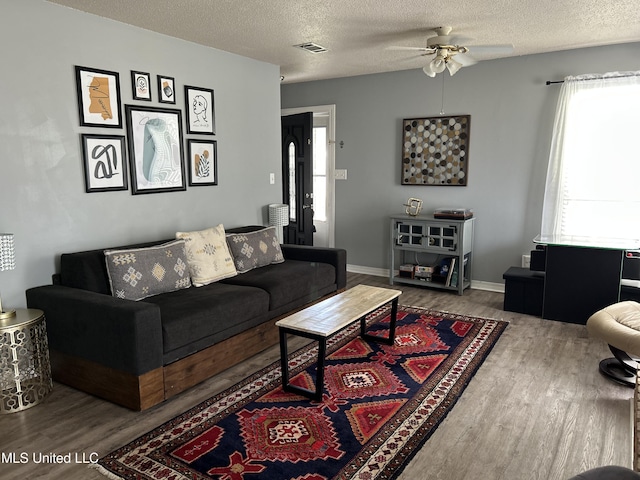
[269,173,275,184]
[335,169,347,180]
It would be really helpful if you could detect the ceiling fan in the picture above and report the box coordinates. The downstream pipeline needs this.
[389,26,514,77]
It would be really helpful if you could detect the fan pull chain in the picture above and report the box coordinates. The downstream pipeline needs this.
[440,73,445,115]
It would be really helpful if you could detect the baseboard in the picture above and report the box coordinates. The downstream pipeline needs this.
[346,264,505,294]
[347,264,388,277]
[471,280,505,293]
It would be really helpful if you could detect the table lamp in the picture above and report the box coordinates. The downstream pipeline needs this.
[0,233,16,319]
[268,204,289,244]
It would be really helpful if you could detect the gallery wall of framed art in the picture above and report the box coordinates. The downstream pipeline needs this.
[74,64,218,195]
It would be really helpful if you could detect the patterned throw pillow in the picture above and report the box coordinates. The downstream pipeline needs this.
[104,239,192,301]
[175,224,237,286]
[226,226,285,273]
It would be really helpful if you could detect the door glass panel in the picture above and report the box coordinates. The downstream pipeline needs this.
[313,126,327,221]
[288,141,296,222]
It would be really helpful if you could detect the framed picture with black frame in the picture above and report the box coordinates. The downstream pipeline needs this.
[157,75,176,104]
[80,134,128,192]
[125,105,186,194]
[184,85,215,135]
[131,71,152,101]
[187,139,218,186]
[75,65,122,128]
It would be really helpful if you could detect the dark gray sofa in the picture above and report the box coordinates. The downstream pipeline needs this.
[26,226,347,410]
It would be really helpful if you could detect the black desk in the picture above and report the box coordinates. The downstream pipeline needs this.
[533,235,633,325]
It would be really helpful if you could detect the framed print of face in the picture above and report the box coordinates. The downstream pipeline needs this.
[81,134,128,192]
[187,139,218,186]
[184,85,215,135]
[131,71,151,101]
[125,105,186,194]
[75,65,122,128]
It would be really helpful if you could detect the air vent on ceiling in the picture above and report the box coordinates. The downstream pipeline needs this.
[294,42,328,54]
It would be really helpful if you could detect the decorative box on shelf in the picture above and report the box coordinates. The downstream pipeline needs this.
[433,208,474,220]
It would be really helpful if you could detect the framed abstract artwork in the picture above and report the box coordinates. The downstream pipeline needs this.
[401,115,470,186]
[75,65,122,128]
[184,85,215,135]
[187,139,218,186]
[125,105,186,194]
[80,134,128,192]
[131,71,152,101]
[157,75,176,104]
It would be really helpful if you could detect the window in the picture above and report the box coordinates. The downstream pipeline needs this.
[541,72,640,243]
[313,126,327,222]
[288,141,296,222]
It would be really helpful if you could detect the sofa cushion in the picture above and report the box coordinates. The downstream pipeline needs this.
[226,226,284,273]
[176,224,237,286]
[221,259,336,310]
[104,240,192,301]
[142,282,270,359]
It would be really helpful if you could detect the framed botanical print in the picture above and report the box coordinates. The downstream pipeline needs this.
[81,134,128,192]
[125,105,186,194]
[75,65,122,128]
[184,85,215,135]
[157,75,176,104]
[131,71,152,101]
[187,139,218,186]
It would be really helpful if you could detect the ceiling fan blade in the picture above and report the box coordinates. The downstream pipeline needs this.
[447,35,475,45]
[453,52,478,67]
[466,44,514,55]
[387,46,436,53]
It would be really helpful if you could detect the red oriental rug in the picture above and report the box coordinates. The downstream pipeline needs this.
[95,305,507,480]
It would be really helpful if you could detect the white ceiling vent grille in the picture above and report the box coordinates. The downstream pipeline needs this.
[294,42,328,54]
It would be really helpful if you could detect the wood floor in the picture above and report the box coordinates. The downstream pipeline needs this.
[0,273,633,480]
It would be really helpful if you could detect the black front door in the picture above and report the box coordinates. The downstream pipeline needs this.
[281,113,314,245]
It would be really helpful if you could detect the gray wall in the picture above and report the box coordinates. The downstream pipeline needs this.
[1,1,282,309]
[281,43,640,286]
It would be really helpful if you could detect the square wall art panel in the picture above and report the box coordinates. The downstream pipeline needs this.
[401,115,470,186]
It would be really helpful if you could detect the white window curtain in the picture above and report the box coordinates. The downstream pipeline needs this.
[541,71,640,244]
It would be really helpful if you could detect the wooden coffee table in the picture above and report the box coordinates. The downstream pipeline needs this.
[276,284,401,401]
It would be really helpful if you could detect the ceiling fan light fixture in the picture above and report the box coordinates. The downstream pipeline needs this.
[430,55,447,74]
[445,58,463,76]
[422,65,437,77]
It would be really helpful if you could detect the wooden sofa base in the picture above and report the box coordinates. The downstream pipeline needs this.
[50,351,165,411]
[50,291,345,410]
[50,317,281,411]
[163,316,281,400]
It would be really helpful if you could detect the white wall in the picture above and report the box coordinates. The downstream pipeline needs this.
[0,1,282,308]
[281,43,640,285]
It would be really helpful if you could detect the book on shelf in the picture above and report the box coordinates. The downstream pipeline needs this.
[449,259,458,287]
[449,255,468,287]
[446,257,456,286]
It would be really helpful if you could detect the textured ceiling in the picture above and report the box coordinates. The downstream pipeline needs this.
[48,0,640,83]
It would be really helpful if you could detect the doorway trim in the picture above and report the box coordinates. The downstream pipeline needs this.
[281,104,336,247]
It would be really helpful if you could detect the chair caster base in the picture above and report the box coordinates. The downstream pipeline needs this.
[598,357,636,387]
[598,345,640,388]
